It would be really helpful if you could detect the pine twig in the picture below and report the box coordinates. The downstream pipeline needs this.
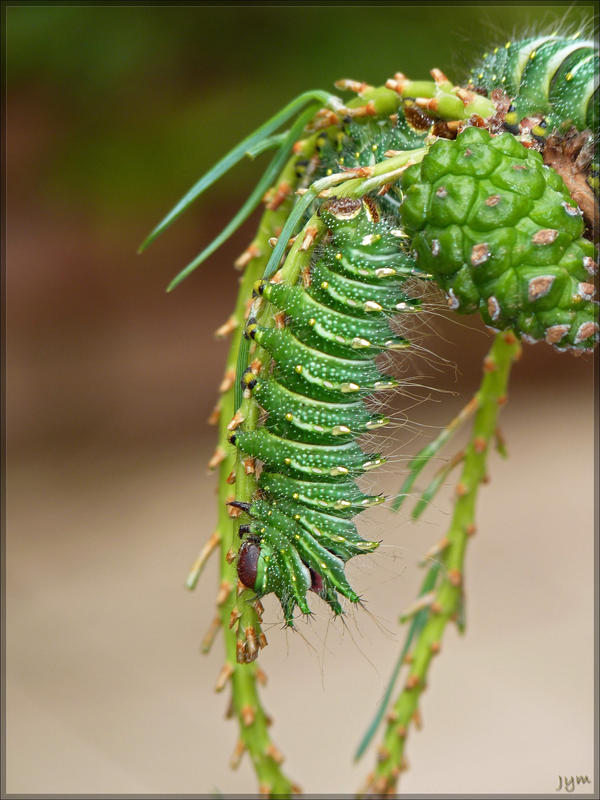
[195,146,322,796]
[361,330,521,795]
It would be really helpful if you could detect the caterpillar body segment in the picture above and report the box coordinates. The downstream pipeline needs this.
[258,472,384,517]
[230,428,384,480]
[400,126,598,349]
[232,198,422,622]
[469,34,599,132]
[249,377,390,444]
[255,281,409,357]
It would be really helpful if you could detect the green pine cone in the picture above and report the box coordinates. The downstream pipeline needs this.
[400,126,599,350]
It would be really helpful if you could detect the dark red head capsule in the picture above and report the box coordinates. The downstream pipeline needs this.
[309,568,324,595]
[237,539,261,590]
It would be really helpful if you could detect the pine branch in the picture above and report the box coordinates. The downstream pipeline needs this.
[360,330,521,795]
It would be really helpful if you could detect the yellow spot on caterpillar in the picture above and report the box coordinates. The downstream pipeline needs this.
[335,252,343,260]
[566,72,573,81]
[492,74,497,81]
[294,514,300,520]
[285,413,293,421]
[295,364,303,373]
[308,318,316,326]
[295,534,300,540]
[321,281,329,288]
[339,157,344,164]
[284,458,291,465]
[493,47,498,54]
[372,144,378,152]
[505,41,511,49]
[529,50,536,60]
[482,52,488,59]
[292,493,299,500]
[478,73,483,79]
[355,151,360,158]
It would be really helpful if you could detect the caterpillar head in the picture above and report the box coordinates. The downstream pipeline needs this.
[237,537,268,594]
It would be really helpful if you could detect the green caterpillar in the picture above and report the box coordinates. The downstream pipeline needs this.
[469,33,598,132]
[231,197,426,624]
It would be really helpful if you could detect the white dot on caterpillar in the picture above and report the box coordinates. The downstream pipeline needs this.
[331,425,351,435]
[330,466,349,476]
[375,267,396,278]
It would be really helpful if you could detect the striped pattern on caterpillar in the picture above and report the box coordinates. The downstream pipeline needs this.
[468,33,598,132]
[230,197,425,624]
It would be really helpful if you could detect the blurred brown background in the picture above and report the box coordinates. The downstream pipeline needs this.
[5,4,596,795]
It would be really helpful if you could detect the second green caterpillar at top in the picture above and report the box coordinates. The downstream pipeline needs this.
[469,33,598,132]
